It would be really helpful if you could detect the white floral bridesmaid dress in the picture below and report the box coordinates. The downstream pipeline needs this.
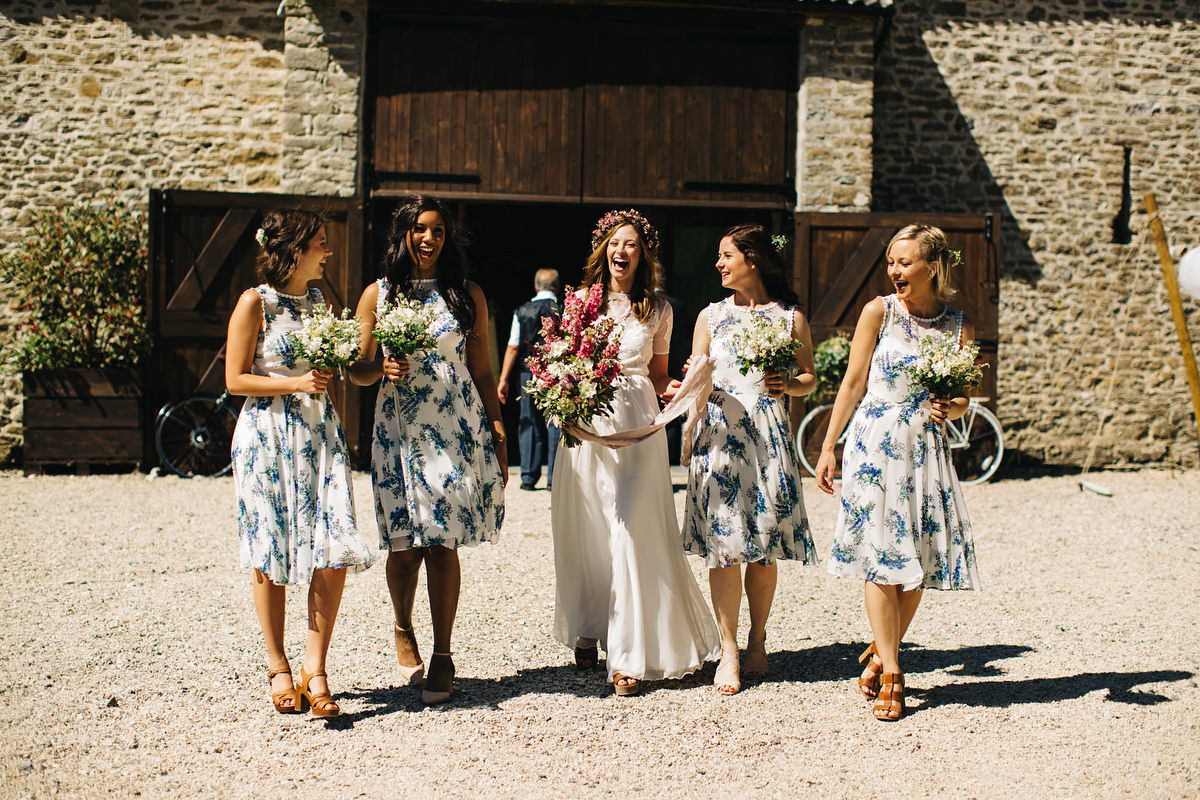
[827,294,979,591]
[371,278,504,550]
[231,285,376,585]
[681,297,815,568]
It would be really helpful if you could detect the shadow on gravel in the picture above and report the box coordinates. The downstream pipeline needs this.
[911,670,1194,713]
[760,642,1035,686]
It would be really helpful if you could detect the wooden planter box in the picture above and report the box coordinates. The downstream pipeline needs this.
[22,368,144,474]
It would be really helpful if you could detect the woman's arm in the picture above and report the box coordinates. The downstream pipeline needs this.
[464,281,508,483]
[225,289,330,397]
[349,281,410,386]
[930,317,976,423]
[814,297,885,494]
[765,308,817,399]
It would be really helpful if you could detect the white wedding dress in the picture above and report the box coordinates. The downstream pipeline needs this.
[551,292,720,681]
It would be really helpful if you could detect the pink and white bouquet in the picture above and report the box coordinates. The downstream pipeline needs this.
[374,296,437,359]
[909,331,983,398]
[524,283,623,447]
[287,304,361,375]
[730,311,801,377]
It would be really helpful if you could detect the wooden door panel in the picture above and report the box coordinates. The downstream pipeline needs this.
[148,190,369,465]
[583,27,796,204]
[795,213,1000,408]
[372,19,583,199]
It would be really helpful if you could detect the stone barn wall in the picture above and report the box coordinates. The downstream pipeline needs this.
[0,0,364,462]
[873,1,1200,467]
[2,0,1198,469]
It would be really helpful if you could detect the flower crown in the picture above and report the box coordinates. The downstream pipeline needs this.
[770,234,789,253]
[591,209,660,255]
[254,227,268,247]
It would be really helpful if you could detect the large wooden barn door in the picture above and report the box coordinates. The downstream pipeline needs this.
[147,190,371,466]
[794,212,1000,405]
[370,17,584,200]
[582,24,796,205]
[368,6,797,208]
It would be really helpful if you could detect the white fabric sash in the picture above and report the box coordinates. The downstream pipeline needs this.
[564,355,713,465]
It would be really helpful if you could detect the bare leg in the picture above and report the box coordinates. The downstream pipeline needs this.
[422,546,460,704]
[864,582,923,674]
[387,549,425,668]
[301,567,347,700]
[424,546,461,654]
[743,561,777,678]
[252,570,293,705]
[708,566,743,693]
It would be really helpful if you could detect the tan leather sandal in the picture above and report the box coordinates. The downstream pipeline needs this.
[858,642,883,699]
[613,673,640,696]
[297,667,341,717]
[872,672,905,721]
[268,666,299,714]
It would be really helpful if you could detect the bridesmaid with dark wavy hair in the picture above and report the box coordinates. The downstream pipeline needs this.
[350,194,507,706]
[227,208,376,717]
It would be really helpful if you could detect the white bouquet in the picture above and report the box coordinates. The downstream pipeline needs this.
[730,311,800,377]
[374,296,438,359]
[909,331,983,398]
[287,304,361,374]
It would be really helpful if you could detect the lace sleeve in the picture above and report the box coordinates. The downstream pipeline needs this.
[653,299,673,355]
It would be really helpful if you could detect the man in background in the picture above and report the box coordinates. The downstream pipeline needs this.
[498,269,562,490]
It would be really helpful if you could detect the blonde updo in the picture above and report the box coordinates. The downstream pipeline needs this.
[887,224,960,305]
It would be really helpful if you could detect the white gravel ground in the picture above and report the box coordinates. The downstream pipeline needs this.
[0,467,1197,799]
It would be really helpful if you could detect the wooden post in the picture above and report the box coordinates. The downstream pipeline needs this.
[1145,192,1200,454]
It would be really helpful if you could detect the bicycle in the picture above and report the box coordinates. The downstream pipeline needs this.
[794,397,1004,485]
[154,390,241,477]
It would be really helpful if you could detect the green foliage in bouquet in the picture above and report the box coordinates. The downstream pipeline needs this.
[813,331,852,401]
[0,203,148,369]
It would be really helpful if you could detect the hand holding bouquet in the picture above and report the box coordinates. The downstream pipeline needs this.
[730,312,801,378]
[909,331,983,398]
[374,296,437,359]
[286,305,361,393]
[524,283,623,447]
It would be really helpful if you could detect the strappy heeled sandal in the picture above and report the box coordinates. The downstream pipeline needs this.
[858,642,883,699]
[297,667,341,717]
[714,651,741,696]
[421,652,455,706]
[393,624,426,685]
[744,635,769,681]
[268,666,299,714]
[872,672,905,721]
[613,673,640,697]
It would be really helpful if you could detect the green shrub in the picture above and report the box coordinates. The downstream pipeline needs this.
[0,203,148,369]
[813,331,852,401]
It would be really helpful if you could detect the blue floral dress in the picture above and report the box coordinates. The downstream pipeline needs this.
[681,298,815,568]
[827,294,979,591]
[231,285,376,586]
[372,278,504,550]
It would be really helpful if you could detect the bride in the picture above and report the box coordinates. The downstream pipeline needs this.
[550,209,719,696]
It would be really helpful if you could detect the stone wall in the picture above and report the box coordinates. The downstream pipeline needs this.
[0,0,363,463]
[873,1,1200,468]
[797,13,878,211]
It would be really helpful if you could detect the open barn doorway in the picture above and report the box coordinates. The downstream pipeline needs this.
[370,200,788,465]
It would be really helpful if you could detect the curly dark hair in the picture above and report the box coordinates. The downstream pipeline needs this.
[381,194,475,335]
[255,208,324,289]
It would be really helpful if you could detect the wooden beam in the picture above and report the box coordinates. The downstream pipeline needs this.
[1145,192,1200,455]
[811,226,893,326]
[167,207,258,310]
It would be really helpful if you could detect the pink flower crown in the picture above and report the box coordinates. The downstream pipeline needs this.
[591,209,660,255]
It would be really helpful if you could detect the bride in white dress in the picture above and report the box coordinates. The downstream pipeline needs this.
[551,210,720,696]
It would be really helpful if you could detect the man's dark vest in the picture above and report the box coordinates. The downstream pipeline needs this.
[516,296,560,372]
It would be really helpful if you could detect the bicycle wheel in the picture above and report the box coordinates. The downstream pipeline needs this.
[946,403,1004,485]
[795,403,842,479]
[155,394,238,477]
